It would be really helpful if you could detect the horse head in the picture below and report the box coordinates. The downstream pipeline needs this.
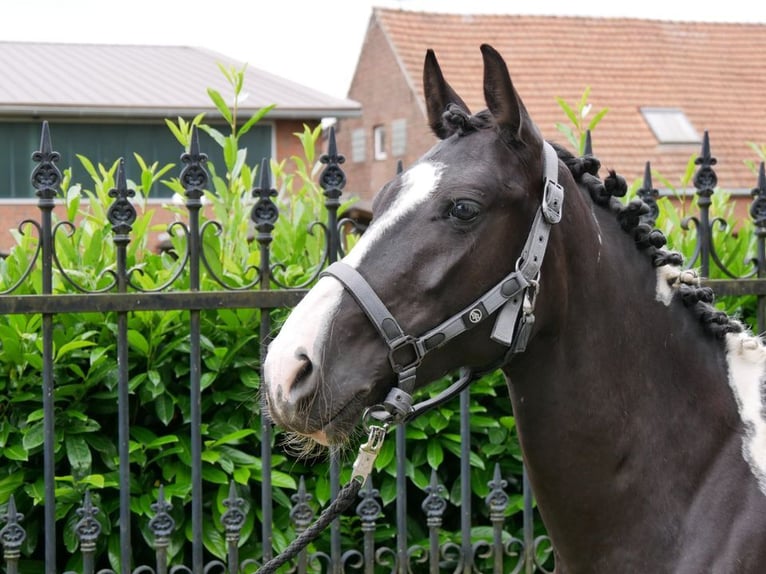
[262,44,572,447]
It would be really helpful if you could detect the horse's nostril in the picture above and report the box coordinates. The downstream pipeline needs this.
[289,351,316,402]
[294,353,313,384]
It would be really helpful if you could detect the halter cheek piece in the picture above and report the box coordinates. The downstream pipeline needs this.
[320,141,564,426]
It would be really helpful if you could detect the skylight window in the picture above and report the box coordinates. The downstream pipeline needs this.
[641,108,701,144]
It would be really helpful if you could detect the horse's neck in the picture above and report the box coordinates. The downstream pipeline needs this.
[502,197,749,566]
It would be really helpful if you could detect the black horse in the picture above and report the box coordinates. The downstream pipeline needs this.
[263,45,766,572]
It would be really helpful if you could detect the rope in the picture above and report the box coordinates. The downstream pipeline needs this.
[255,479,363,574]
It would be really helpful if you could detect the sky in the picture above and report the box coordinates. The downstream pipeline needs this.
[2,0,766,100]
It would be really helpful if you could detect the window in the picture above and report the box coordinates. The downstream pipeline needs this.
[391,119,407,157]
[641,108,700,144]
[0,121,273,198]
[373,125,387,160]
[351,128,366,163]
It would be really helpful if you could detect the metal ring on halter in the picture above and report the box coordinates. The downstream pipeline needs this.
[362,404,394,431]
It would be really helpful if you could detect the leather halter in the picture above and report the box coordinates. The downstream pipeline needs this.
[320,141,564,425]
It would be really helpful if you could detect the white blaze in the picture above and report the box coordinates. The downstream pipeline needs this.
[725,331,766,496]
[345,161,443,267]
[264,161,443,402]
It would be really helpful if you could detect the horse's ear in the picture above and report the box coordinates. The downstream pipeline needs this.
[423,49,471,139]
[480,44,535,144]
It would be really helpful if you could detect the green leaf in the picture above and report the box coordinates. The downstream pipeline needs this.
[127,330,149,356]
[237,104,276,137]
[201,466,229,485]
[55,339,97,362]
[426,440,444,469]
[154,394,175,426]
[65,434,92,477]
[206,88,233,124]
[209,429,256,447]
[22,421,45,451]
[270,470,297,490]
[0,472,25,502]
[3,443,29,461]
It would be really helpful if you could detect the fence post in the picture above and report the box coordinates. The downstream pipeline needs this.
[319,127,347,573]
[30,121,61,574]
[749,162,766,333]
[689,131,717,277]
[0,496,24,574]
[180,126,209,574]
[108,158,138,574]
[253,157,279,563]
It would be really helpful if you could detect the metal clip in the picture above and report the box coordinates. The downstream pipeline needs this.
[350,424,388,483]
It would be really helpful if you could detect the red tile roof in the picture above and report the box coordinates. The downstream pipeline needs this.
[374,8,766,191]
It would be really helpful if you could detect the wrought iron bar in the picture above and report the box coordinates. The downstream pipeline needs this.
[222,481,247,574]
[637,162,660,227]
[0,289,307,315]
[181,125,208,574]
[357,478,382,574]
[395,424,407,573]
[108,158,138,574]
[750,162,766,333]
[0,496,25,574]
[460,388,473,573]
[518,467,531,574]
[149,485,175,574]
[290,477,315,573]
[320,126,346,574]
[73,490,102,574]
[253,158,278,564]
[422,470,447,574]
[31,121,61,574]
[486,464,509,573]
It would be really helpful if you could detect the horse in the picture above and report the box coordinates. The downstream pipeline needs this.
[262,44,766,573]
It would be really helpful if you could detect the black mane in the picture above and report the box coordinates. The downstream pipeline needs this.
[553,143,744,340]
[437,103,745,340]
[441,105,494,135]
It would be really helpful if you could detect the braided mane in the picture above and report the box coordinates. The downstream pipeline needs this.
[553,143,745,340]
[440,101,747,341]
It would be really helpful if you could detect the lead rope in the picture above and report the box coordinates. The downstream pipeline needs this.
[254,424,388,574]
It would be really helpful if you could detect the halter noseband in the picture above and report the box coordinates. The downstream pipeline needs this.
[320,141,564,425]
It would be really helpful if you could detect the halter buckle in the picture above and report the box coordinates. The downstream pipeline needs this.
[388,335,423,374]
[542,177,564,224]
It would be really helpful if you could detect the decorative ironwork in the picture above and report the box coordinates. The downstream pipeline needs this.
[148,485,175,541]
[0,496,26,560]
[319,127,346,206]
[221,481,246,541]
[73,491,102,552]
[356,478,382,532]
[180,125,209,206]
[422,469,447,527]
[486,464,509,522]
[251,158,279,240]
[681,131,754,279]
[750,162,766,235]
[637,162,660,226]
[8,120,766,574]
[107,160,137,241]
[693,131,718,207]
[583,129,593,156]
[30,121,62,206]
[290,477,315,532]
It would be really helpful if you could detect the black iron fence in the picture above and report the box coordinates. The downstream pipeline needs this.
[0,122,765,574]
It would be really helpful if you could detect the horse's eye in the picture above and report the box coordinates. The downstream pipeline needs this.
[448,199,481,222]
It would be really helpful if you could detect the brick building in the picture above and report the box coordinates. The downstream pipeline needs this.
[336,9,766,219]
[0,41,360,253]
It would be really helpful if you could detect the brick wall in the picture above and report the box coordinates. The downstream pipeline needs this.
[335,18,437,209]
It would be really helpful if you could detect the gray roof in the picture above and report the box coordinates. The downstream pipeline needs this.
[0,41,360,120]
